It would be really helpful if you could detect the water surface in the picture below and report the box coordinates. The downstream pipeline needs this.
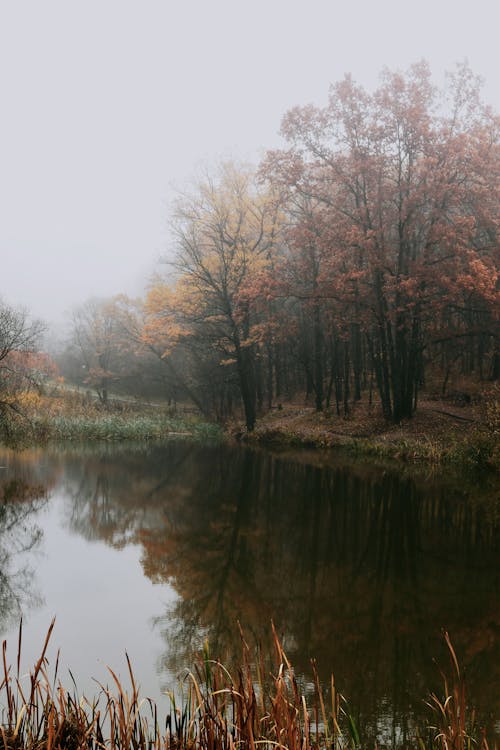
[0,441,498,745]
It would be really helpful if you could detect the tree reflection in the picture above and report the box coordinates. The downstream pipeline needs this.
[0,474,47,631]
[138,447,499,735]
[53,443,499,738]
[60,444,197,548]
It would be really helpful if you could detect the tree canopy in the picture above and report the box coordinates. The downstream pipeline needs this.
[141,63,498,427]
[18,62,498,431]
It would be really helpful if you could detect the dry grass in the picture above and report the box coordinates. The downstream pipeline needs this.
[238,389,499,470]
[2,388,220,446]
[424,632,492,750]
[0,622,495,750]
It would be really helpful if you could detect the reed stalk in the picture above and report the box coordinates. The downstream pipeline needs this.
[0,623,493,750]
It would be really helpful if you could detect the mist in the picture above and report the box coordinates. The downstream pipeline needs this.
[1,0,498,329]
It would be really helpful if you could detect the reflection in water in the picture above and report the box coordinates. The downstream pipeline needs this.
[0,442,498,745]
[134,447,499,742]
[0,463,48,629]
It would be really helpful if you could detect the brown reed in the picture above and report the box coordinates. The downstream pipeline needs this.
[0,621,493,750]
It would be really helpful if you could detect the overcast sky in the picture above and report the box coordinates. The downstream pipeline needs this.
[1,0,499,328]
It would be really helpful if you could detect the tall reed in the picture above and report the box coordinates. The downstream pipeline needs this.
[423,632,492,750]
[0,622,494,750]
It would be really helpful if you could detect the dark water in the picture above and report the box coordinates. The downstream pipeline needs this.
[0,441,498,745]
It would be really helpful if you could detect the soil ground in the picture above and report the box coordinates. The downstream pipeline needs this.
[231,389,499,468]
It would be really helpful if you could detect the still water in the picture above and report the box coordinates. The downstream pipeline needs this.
[0,441,498,744]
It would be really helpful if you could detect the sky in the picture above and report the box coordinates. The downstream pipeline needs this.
[0,0,499,329]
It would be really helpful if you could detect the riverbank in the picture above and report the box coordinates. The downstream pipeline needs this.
[1,387,221,446]
[234,391,500,471]
[2,382,498,471]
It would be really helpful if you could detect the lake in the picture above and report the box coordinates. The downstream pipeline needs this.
[0,441,498,746]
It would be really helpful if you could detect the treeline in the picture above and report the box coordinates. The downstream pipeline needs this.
[2,62,498,432]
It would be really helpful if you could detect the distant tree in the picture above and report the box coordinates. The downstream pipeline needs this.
[0,299,46,439]
[69,298,121,404]
[142,283,220,417]
[110,294,188,405]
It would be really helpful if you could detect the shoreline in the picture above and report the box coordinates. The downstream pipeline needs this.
[1,386,498,472]
[230,398,499,472]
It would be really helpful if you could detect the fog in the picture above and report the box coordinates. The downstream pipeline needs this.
[1,0,498,329]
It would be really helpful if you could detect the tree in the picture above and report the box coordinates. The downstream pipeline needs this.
[68,298,124,404]
[143,283,228,417]
[153,163,282,430]
[262,62,499,421]
[98,295,183,404]
[0,299,45,439]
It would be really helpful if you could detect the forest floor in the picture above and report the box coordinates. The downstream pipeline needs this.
[233,387,499,470]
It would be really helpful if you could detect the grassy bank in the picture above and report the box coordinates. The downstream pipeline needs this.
[32,412,220,442]
[0,622,493,750]
[2,381,498,471]
[1,388,221,447]
[236,389,500,472]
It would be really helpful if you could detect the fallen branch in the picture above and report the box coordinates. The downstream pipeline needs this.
[429,409,475,423]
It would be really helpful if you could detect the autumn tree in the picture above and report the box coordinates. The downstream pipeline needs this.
[263,62,499,421]
[67,298,125,404]
[63,296,162,403]
[0,299,46,439]
[111,293,203,408]
[143,282,229,417]
[152,163,282,430]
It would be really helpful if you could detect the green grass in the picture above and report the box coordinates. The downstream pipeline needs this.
[0,385,222,448]
[0,403,222,448]
[32,412,221,442]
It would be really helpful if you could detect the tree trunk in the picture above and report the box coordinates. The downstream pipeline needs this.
[313,301,324,411]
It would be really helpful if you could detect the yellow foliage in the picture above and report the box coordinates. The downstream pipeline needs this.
[15,391,43,413]
[140,163,285,368]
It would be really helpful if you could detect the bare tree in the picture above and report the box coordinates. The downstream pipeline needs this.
[70,298,119,405]
[0,299,45,440]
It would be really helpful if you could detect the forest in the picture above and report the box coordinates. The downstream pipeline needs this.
[1,62,499,440]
